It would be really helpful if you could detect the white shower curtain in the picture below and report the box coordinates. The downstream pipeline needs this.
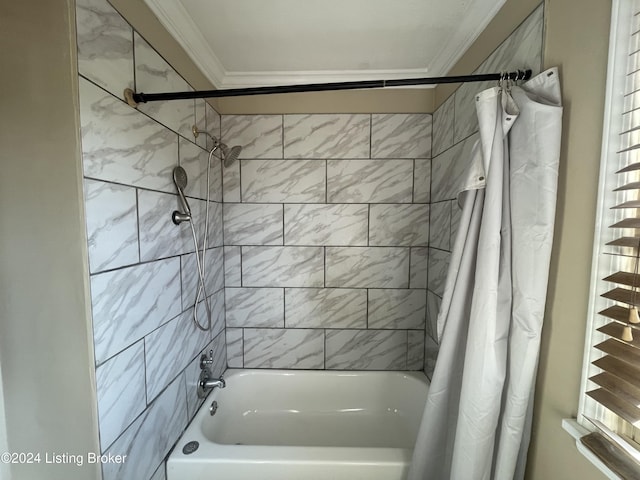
[408,67,563,480]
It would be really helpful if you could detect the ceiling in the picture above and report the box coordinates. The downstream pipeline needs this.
[143,0,506,89]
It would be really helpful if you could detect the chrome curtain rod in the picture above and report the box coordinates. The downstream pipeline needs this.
[123,69,532,106]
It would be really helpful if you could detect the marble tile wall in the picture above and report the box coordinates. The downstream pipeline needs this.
[76,0,225,478]
[221,112,432,371]
[424,4,544,379]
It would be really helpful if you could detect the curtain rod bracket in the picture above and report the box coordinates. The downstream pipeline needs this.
[122,69,532,107]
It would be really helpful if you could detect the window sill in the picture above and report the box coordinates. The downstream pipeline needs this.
[562,418,622,480]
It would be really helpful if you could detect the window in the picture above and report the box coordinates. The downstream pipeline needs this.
[575,0,640,475]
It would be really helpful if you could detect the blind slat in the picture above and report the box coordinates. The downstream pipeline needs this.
[606,236,640,247]
[610,218,640,228]
[601,287,640,306]
[612,200,640,209]
[593,356,640,387]
[595,338,640,362]
[587,388,640,426]
[617,161,640,173]
[604,271,640,287]
[598,322,640,348]
[614,181,640,191]
[590,372,640,408]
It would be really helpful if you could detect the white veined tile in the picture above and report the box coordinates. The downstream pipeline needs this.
[95,342,145,451]
[368,289,426,330]
[369,204,430,246]
[284,204,368,246]
[102,376,186,479]
[76,0,133,95]
[427,248,451,297]
[91,257,182,364]
[226,328,244,368]
[145,309,211,401]
[284,114,370,158]
[223,203,283,245]
[371,114,432,159]
[432,96,455,157]
[325,247,410,288]
[414,159,431,204]
[325,330,407,370]
[429,201,452,250]
[226,287,284,328]
[285,288,367,328]
[431,134,478,202]
[426,290,442,341]
[241,159,326,203]
[181,247,224,312]
[134,33,195,139]
[243,328,324,369]
[408,331,425,371]
[409,247,429,289]
[242,246,324,287]
[221,115,283,158]
[79,78,178,193]
[327,159,413,203]
[224,246,242,287]
[83,179,138,273]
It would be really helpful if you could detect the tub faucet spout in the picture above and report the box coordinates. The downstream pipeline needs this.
[197,366,225,398]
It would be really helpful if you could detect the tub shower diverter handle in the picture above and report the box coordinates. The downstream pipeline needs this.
[200,350,214,369]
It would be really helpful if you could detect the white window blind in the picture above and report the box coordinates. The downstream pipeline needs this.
[580,0,640,474]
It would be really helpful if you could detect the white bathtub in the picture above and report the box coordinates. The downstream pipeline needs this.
[167,369,429,480]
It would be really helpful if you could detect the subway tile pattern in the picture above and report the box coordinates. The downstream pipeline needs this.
[76,2,227,477]
[284,114,370,158]
[225,111,432,370]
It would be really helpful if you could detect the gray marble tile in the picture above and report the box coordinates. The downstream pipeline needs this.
[224,246,242,287]
[223,203,283,245]
[226,287,284,328]
[76,0,133,96]
[327,159,413,203]
[326,247,410,288]
[223,157,241,202]
[209,201,224,248]
[226,328,243,368]
[145,307,211,401]
[284,114,370,158]
[134,33,195,139]
[431,133,478,202]
[181,247,224,312]
[95,341,146,451]
[413,159,431,204]
[221,115,283,158]
[426,291,443,341]
[185,332,226,420]
[369,204,429,246]
[424,334,439,380]
[429,201,452,250]
[284,204,368,246]
[325,330,406,370]
[244,328,324,369]
[137,189,206,262]
[242,246,324,287]
[150,463,166,480]
[451,199,463,245]
[84,179,138,273]
[209,289,226,340]
[92,257,181,364]
[79,78,178,193]
[428,249,451,297]
[409,247,429,289]
[454,6,543,143]
[179,138,222,202]
[371,114,432,159]
[432,95,455,157]
[102,376,186,479]
[241,159,326,203]
[408,331,425,371]
[285,288,367,329]
[368,289,426,330]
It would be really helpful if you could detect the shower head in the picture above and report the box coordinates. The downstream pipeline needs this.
[220,143,242,168]
[172,166,192,224]
[192,125,241,167]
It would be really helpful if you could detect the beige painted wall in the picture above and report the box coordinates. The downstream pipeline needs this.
[0,1,101,479]
[526,0,611,479]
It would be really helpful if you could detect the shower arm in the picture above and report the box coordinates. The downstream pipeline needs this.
[124,69,532,106]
